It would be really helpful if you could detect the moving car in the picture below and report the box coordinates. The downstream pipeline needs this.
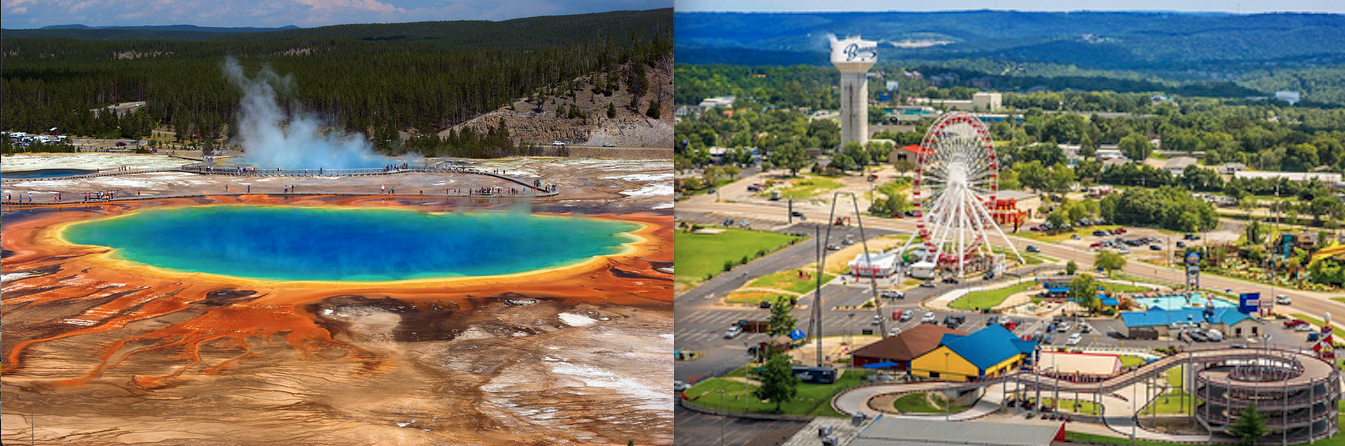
[920,281,936,288]
[1276,295,1292,305]
[552,140,565,146]
[881,290,905,299]
[871,315,882,325]
[602,142,615,147]
[759,300,771,309]
[888,327,903,336]
[724,325,744,338]
[674,380,689,392]
[899,311,914,322]
[790,210,804,217]
[921,312,937,324]
[891,309,904,320]
[1026,245,1041,253]
[827,244,842,251]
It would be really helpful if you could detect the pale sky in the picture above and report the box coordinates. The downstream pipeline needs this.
[674,0,1344,14]
[1,0,671,29]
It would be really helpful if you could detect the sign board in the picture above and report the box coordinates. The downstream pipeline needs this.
[886,80,899,91]
[1185,251,1201,265]
[877,91,894,102]
[1238,292,1261,314]
[830,37,879,65]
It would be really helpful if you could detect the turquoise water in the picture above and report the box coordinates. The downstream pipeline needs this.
[63,206,640,282]
[1137,293,1236,311]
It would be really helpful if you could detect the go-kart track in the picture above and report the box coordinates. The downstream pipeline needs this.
[834,345,1339,444]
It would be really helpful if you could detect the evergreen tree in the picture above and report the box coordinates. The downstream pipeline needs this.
[753,353,800,413]
[1228,403,1269,445]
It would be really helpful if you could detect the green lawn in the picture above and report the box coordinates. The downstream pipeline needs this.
[683,370,870,417]
[1026,225,1124,243]
[748,269,835,294]
[777,175,843,199]
[674,229,802,284]
[1139,366,1195,415]
[949,281,1036,310]
[1030,397,1100,416]
[725,291,789,305]
[1099,282,1158,293]
[683,177,738,196]
[1333,297,1345,305]
[1119,355,1147,367]
[1064,432,1201,446]
[893,392,970,414]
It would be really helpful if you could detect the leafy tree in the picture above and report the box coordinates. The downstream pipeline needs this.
[1227,402,1269,445]
[1094,250,1127,275]
[1070,273,1100,311]
[1119,134,1154,162]
[771,143,812,177]
[893,159,915,176]
[1066,260,1078,275]
[766,296,798,340]
[754,352,800,413]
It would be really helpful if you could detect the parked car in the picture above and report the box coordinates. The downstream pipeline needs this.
[602,142,616,147]
[1090,242,1106,248]
[1207,329,1224,342]
[1149,244,1162,251]
[888,327,903,336]
[1296,323,1314,332]
[827,244,842,251]
[921,312,937,323]
[1284,319,1309,328]
[986,316,999,326]
[759,300,772,309]
[891,309,904,320]
[791,210,804,217]
[881,290,905,299]
[1276,295,1292,305]
[1092,230,1108,237]
[1114,228,1127,234]
[1066,333,1083,346]
[674,380,689,391]
[871,315,882,325]
[920,281,936,288]
[1190,331,1208,342]
[1176,241,1186,248]
[1026,245,1041,253]
[900,311,914,322]
[1079,323,1093,333]
[724,325,744,338]
[1057,323,1072,332]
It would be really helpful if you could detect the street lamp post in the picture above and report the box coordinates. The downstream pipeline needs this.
[718,389,726,446]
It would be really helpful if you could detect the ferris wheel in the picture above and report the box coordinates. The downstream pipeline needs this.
[903,112,1024,276]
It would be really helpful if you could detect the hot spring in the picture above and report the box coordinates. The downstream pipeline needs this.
[61,206,640,282]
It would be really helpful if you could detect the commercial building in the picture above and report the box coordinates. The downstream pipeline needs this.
[848,252,899,277]
[1119,306,1263,339]
[1164,156,1199,176]
[911,325,1037,382]
[912,92,1002,112]
[1234,171,1342,187]
[851,324,966,371]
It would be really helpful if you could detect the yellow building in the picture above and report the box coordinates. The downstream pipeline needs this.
[910,325,1037,382]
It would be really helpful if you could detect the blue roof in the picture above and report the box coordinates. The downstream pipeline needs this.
[1047,287,1069,293]
[939,325,1037,371]
[1101,297,1120,307]
[1121,307,1255,328]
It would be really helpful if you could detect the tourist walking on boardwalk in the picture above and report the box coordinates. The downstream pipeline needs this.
[381,185,385,194]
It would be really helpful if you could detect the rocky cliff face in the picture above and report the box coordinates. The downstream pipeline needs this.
[444,55,674,149]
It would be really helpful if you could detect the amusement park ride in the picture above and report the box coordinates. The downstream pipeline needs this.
[900,112,1026,277]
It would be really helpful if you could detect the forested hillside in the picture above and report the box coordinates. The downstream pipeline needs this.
[0,9,673,156]
[674,11,1345,105]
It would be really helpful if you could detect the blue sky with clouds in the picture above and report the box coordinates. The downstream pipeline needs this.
[675,0,1344,13]
[1,0,672,29]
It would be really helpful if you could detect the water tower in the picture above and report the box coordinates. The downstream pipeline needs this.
[831,36,878,146]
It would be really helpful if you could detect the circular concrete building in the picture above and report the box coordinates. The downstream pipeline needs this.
[1194,351,1339,443]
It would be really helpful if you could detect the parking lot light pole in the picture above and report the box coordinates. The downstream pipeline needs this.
[718,389,726,446]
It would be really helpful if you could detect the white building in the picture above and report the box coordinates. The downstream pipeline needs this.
[972,92,1002,112]
[1164,156,1199,176]
[832,36,878,146]
[1234,171,1342,187]
[698,96,736,109]
[848,252,898,277]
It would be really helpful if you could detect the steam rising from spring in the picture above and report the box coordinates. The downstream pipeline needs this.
[224,57,403,169]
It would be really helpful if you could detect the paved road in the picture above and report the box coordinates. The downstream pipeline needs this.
[674,404,804,446]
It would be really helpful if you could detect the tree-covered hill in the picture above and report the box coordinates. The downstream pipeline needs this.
[1,9,674,157]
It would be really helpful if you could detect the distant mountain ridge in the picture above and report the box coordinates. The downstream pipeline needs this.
[39,24,299,32]
[675,10,1345,73]
[3,8,672,47]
